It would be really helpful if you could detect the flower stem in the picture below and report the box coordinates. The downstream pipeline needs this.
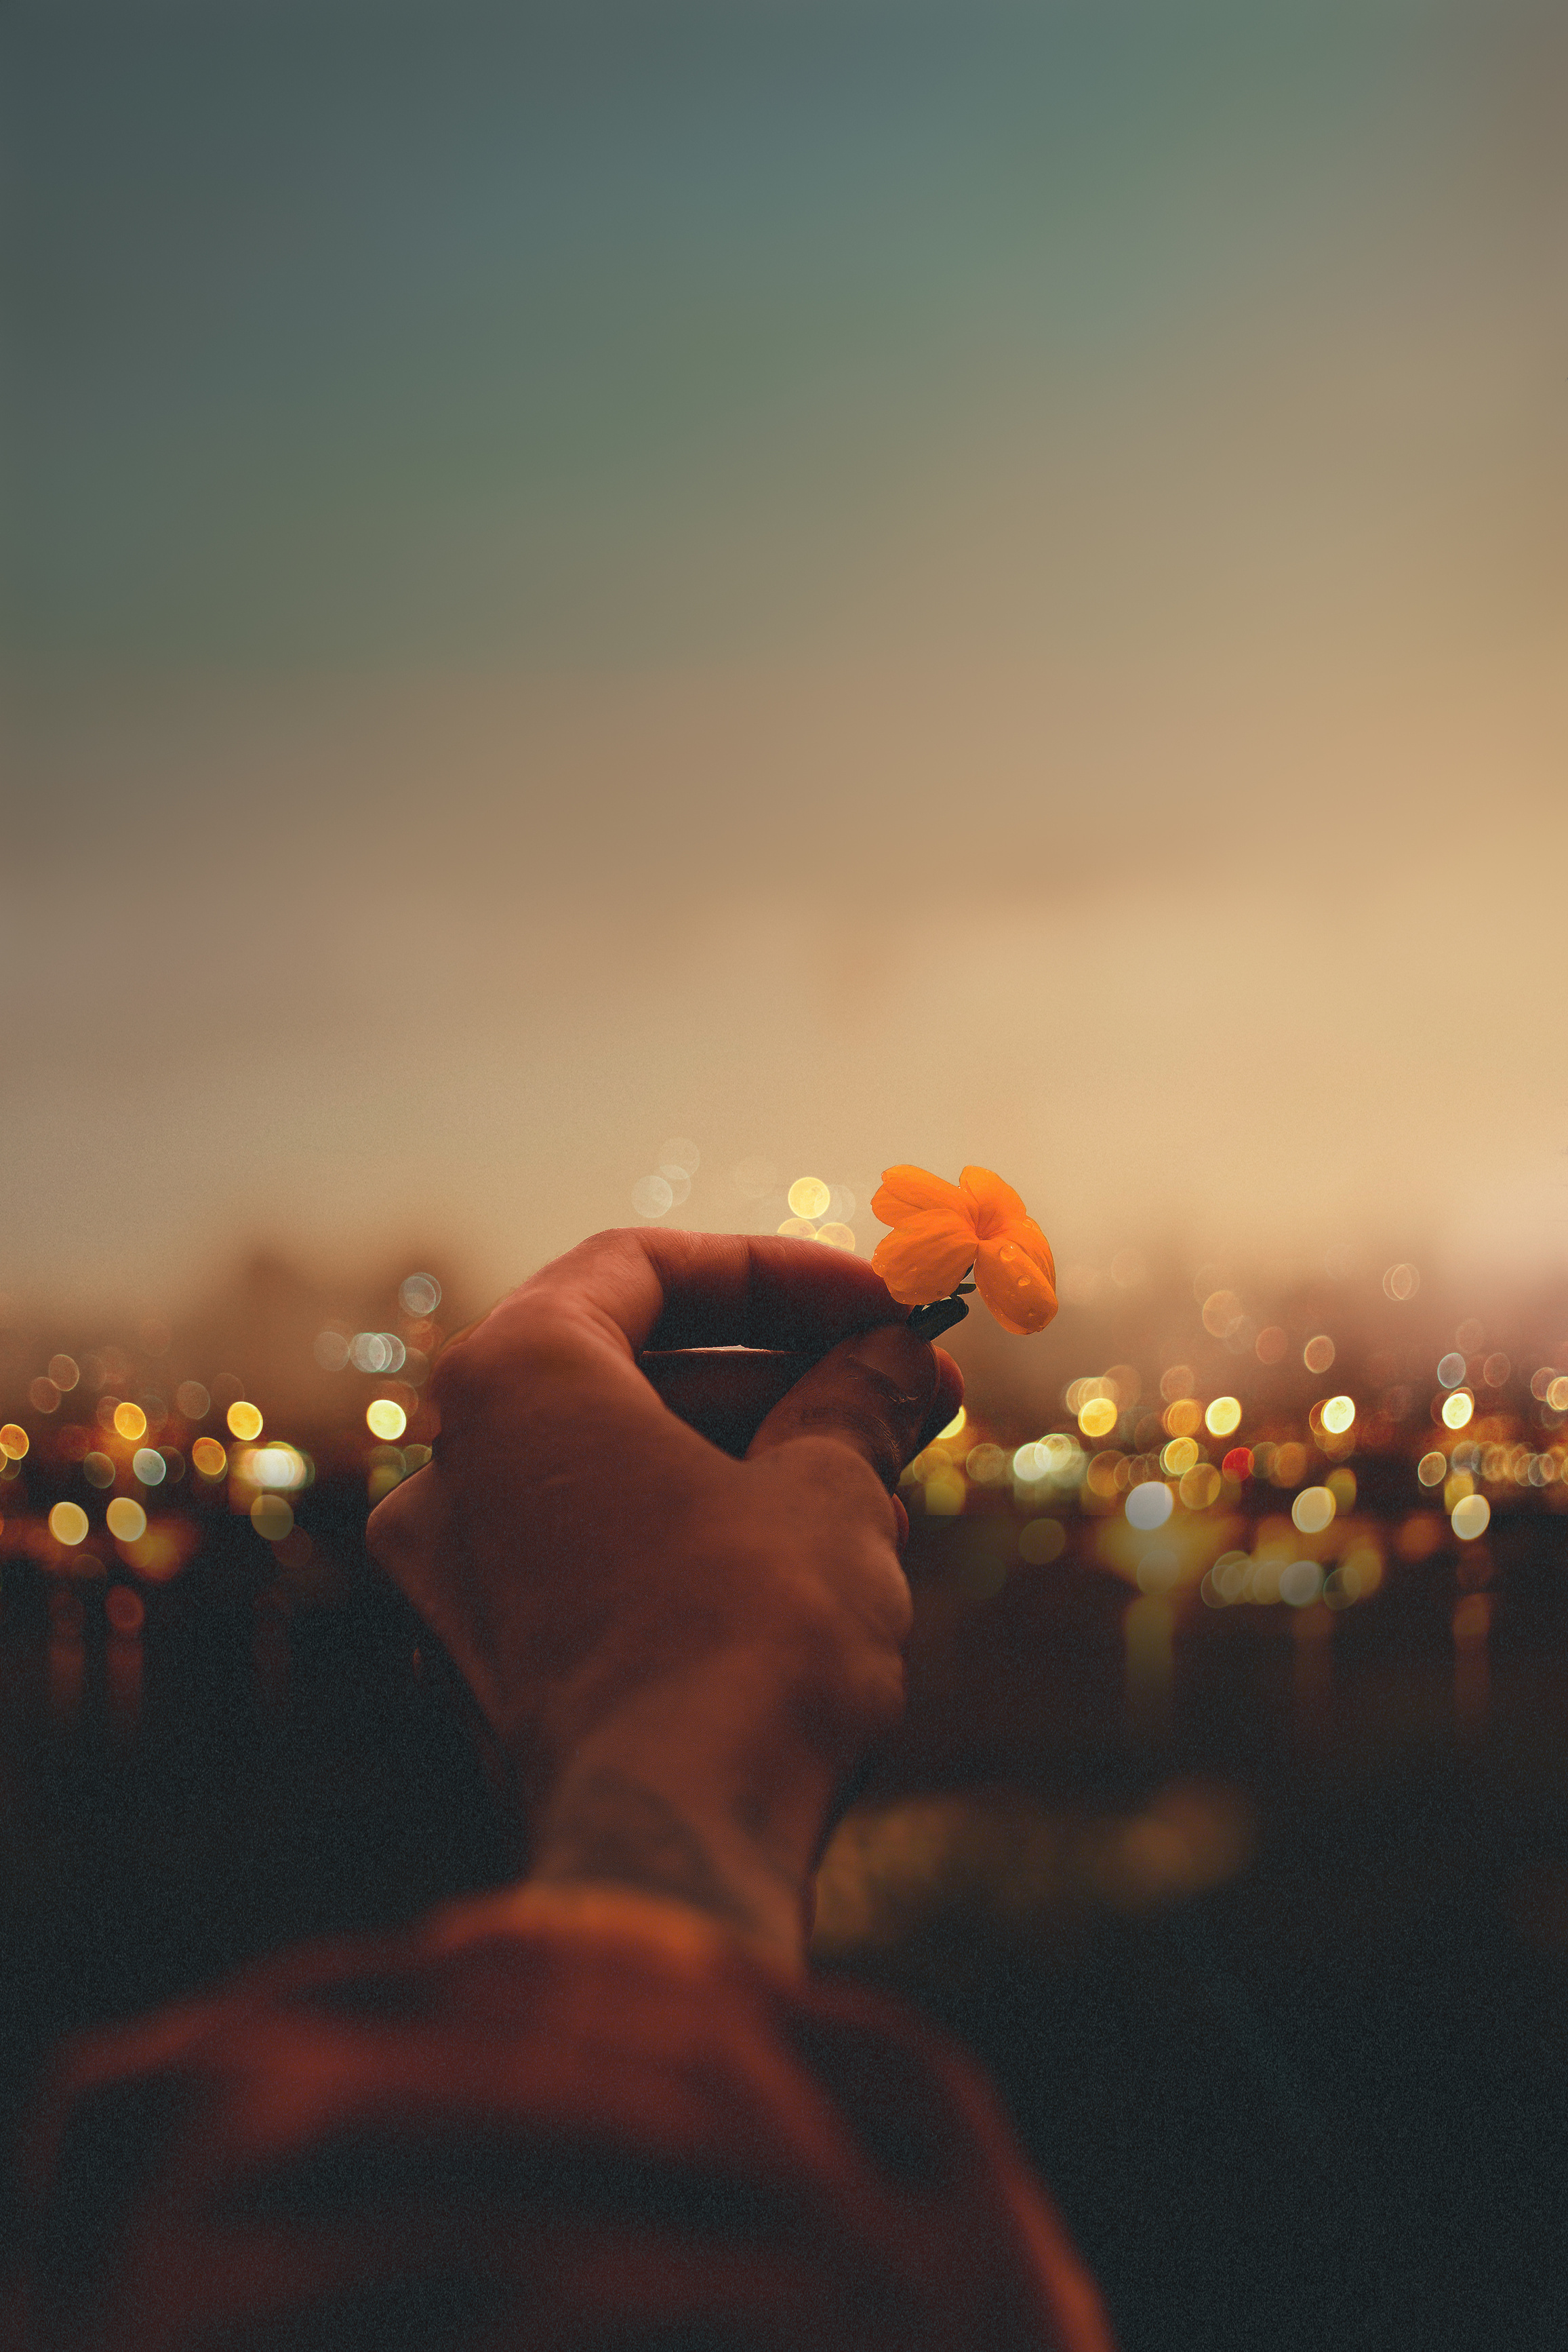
[906,1273,976,1342]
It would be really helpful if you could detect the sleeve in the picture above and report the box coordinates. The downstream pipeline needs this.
[18,1886,1115,2352]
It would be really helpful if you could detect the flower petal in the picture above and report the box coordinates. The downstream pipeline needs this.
[959,1166,1031,1237]
[872,1165,969,1226]
[872,1211,978,1306]
[973,1229,1058,1335]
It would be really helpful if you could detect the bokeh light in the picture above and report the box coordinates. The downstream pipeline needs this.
[1291,1486,1336,1534]
[349,1332,405,1375]
[132,1448,167,1485]
[776,1216,818,1241]
[1179,1463,1222,1511]
[113,1402,148,1441]
[1418,1450,1447,1486]
[48,1502,89,1547]
[366,1398,408,1441]
[106,1498,147,1542]
[226,1401,264,1441]
[1452,1493,1491,1542]
[1384,1264,1421,1302]
[82,1451,115,1488]
[0,1425,30,1462]
[1079,1395,1119,1440]
[921,1467,965,1516]
[250,1494,294,1542]
[1320,1395,1356,1434]
[787,1176,832,1220]
[191,1437,227,1478]
[1303,1335,1335,1374]
[1279,1559,1324,1607]
[1253,1328,1287,1364]
[398,1272,442,1316]
[243,1445,308,1490]
[1436,1352,1467,1389]
[28,1378,60,1414]
[1018,1517,1066,1565]
[47,1354,80,1391]
[175,1380,210,1418]
[632,1174,674,1218]
[1204,1396,1242,1437]
[813,1222,857,1252]
[1126,1482,1173,1531]
[1161,1437,1199,1477]
[1441,1391,1475,1431]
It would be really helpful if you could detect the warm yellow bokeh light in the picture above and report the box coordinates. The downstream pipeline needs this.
[1163,1399,1203,1439]
[0,1424,29,1461]
[1161,1436,1199,1477]
[1549,1377,1568,1412]
[1079,1395,1119,1439]
[776,1216,818,1240]
[1204,1397,1242,1437]
[1303,1335,1336,1374]
[787,1176,832,1220]
[813,1222,856,1252]
[226,1401,264,1440]
[191,1437,228,1477]
[934,1407,966,1441]
[1441,1391,1474,1430]
[250,1493,294,1541]
[48,1501,89,1546]
[1451,1493,1491,1542]
[366,1398,408,1441]
[922,1467,967,1515]
[106,1497,148,1542]
[1180,1462,1223,1511]
[1321,1395,1356,1434]
[1417,1450,1447,1486]
[113,1401,148,1442]
[1291,1485,1336,1534]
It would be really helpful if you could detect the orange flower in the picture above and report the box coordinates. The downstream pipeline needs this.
[871,1165,1058,1336]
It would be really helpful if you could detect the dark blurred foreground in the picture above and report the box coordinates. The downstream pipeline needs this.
[5,1478,1568,2352]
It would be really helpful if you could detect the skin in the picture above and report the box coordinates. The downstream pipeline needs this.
[366,1231,963,1966]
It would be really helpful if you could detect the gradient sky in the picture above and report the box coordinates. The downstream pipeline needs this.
[5,0,1566,1313]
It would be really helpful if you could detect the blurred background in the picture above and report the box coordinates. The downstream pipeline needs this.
[5,4,1568,2347]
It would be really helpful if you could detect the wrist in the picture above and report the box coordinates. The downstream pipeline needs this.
[525,1659,843,1964]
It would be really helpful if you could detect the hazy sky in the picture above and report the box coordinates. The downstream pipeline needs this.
[6,0,1567,1311]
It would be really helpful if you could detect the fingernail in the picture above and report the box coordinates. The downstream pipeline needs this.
[845,1321,938,1406]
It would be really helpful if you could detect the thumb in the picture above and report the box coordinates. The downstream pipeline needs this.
[745,1321,963,1491]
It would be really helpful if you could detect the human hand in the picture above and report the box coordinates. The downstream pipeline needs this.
[366,1231,961,1960]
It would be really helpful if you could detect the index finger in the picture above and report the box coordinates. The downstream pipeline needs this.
[454,1229,906,1377]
